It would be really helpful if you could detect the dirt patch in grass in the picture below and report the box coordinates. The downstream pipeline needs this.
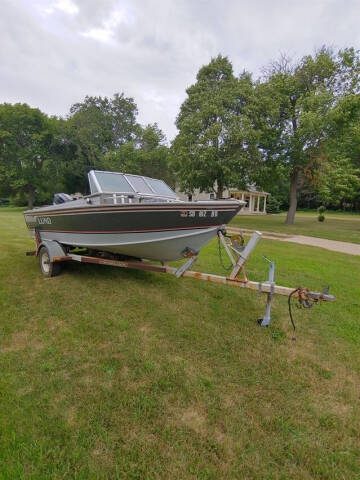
[91,442,115,469]
[65,405,78,427]
[181,407,207,434]
[1,330,44,353]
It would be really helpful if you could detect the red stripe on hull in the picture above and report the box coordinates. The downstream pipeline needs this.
[25,206,239,216]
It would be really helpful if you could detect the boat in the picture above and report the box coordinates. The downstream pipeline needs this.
[24,170,244,262]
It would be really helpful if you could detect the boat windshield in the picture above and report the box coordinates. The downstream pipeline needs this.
[91,171,134,194]
[88,170,177,198]
[145,177,177,197]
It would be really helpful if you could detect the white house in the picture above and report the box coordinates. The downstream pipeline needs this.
[175,185,269,215]
[227,187,269,215]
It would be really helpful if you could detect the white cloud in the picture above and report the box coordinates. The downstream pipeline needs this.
[142,89,166,111]
[43,0,79,15]
[81,27,114,44]
[81,6,134,44]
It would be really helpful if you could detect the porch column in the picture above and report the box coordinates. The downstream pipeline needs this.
[249,195,253,213]
[241,192,244,202]
[256,195,260,212]
[263,196,267,213]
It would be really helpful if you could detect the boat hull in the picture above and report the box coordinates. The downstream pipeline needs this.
[24,201,242,261]
[26,226,222,261]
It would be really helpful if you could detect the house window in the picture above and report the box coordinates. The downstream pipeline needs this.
[188,194,193,201]
[209,193,215,200]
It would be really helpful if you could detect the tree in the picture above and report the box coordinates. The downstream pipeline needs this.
[326,92,360,168]
[316,157,360,209]
[258,48,360,223]
[44,117,79,197]
[316,92,360,209]
[172,55,259,198]
[67,93,140,192]
[0,103,59,208]
[69,93,140,149]
[257,49,336,223]
[103,124,173,185]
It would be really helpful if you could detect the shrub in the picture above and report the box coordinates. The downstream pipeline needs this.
[9,191,28,206]
[266,196,281,214]
[317,205,326,222]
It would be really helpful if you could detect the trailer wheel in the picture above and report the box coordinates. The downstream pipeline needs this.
[39,246,62,277]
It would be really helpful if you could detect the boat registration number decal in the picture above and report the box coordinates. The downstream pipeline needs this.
[37,216,52,225]
[180,210,218,218]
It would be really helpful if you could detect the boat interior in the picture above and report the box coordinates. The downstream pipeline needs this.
[53,170,180,206]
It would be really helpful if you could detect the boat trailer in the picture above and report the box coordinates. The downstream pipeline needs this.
[26,229,335,329]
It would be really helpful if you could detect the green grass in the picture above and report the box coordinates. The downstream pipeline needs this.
[231,210,360,244]
[0,208,360,479]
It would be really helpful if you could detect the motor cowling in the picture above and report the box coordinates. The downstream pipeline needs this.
[53,193,73,205]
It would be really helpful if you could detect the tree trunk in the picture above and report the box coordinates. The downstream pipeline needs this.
[216,179,223,199]
[27,186,35,209]
[285,170,298,225]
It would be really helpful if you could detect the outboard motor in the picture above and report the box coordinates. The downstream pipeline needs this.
[53,193,73,205]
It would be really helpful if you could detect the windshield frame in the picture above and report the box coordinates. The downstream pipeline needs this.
[88,170,177,199]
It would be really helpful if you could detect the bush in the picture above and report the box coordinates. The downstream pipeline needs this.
[317,205,326,222]
[266,196,281,214]
[9,191,28,206]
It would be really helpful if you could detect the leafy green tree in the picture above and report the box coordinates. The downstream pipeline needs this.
[326,92,360,167]
[43,117,80,197]
[69,93,140,148]
[256,49,340,224]
[67,93,140,192]
[316,157,360,209]
[103,124,173,185]
[314,92,360,209]
[258,48,360,222]
[0,103,59,208]
[172,55,259,198]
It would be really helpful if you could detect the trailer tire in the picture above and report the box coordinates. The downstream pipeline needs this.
[39,246,62,277]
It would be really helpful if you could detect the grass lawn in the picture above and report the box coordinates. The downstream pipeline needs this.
[0,208,360,479]
[231,210,360,244]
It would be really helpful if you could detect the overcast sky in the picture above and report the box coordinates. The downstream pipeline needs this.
[1,0,359,140]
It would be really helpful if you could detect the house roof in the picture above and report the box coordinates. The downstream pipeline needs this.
[228,187,270,196]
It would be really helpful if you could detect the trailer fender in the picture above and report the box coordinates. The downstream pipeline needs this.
[36,240,66,261]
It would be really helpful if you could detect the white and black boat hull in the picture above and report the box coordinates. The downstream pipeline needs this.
[24,201,242,261]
